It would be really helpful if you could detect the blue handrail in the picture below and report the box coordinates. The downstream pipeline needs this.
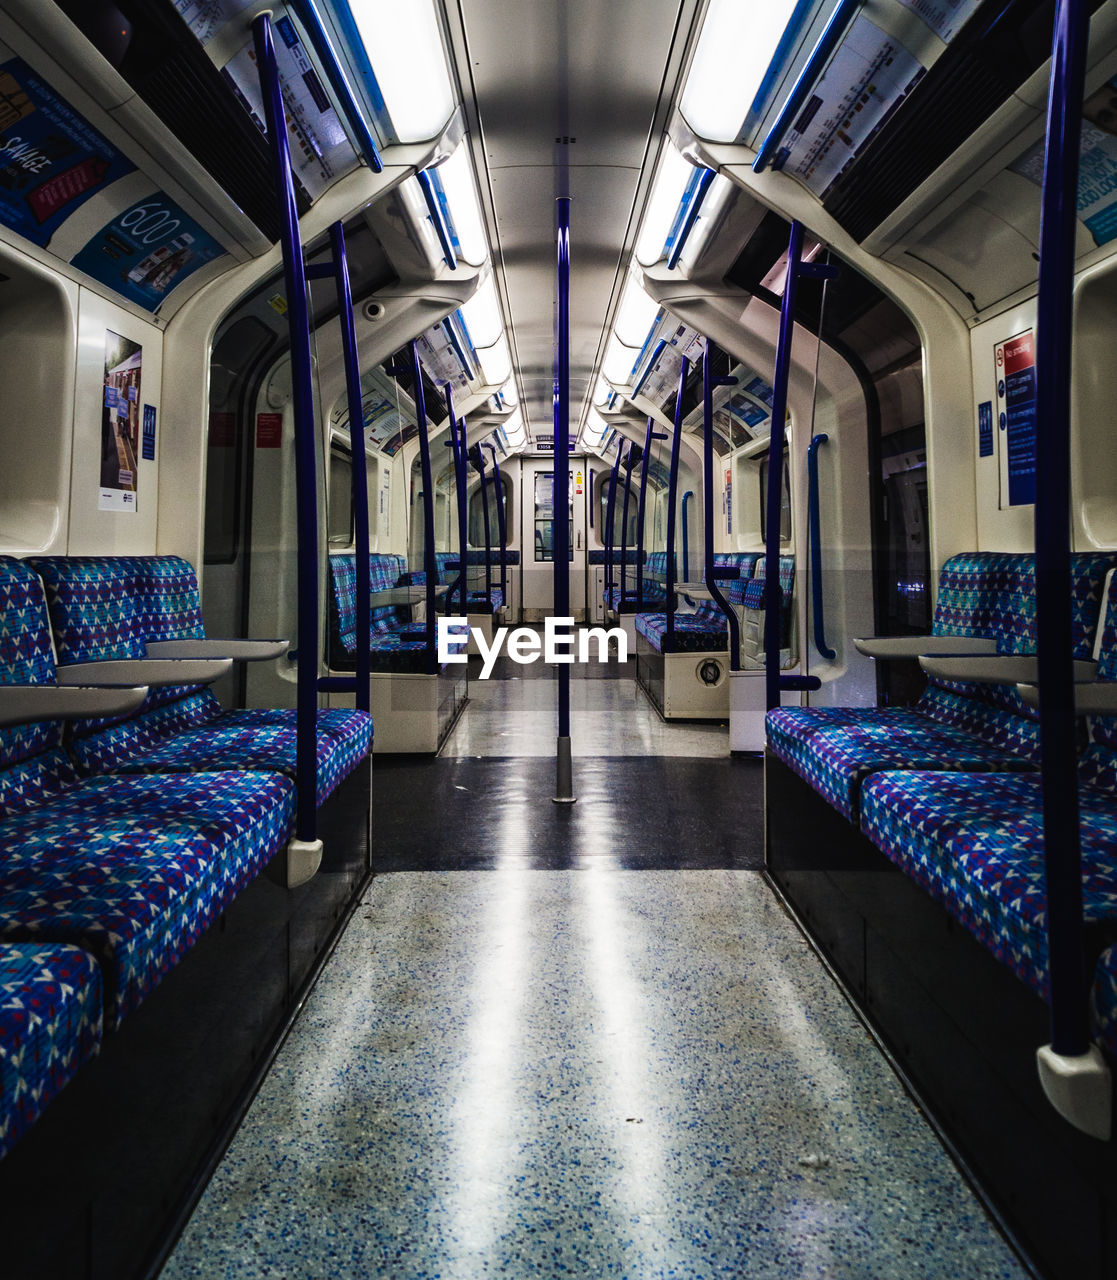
[632,339,667,398]
[444,382,469,613]
[442,317,475,379]
[475,444,493,609]
[329,221,372,711]
[807,432,836,661]
[681,490,693,583]
[604,442,622,604]
[667,168,716,270]
[289,0,383,174]
[416,170,457,270]
[554,194,573,800]
[664,355,691,647]
[408,341,438,672]
[635,417,654,611]
[1035,0,1090,1058]
[618,442,635,607]
[483,442,508,601]
[753,0,862,174]
[253,13,319,842]
[702,345,740,670]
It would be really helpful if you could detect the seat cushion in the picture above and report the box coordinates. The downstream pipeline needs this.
[1090,946,1117,1058]
[0,771,294,1028]
[767,705,1034,821]
[636,611,727,653]
[0,943,102,1159]
[100,708,372,807]
[861,770,1117,1002]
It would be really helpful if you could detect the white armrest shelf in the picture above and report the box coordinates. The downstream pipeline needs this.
[921,655,1098,685]
[55,658,232,687]
[144,639,289,661]
[853,635,998,660]
[1017,682,1117,715]
[0,684,149,727]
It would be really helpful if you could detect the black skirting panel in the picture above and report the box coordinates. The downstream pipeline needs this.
[765,750,1117,1280]
[0,759,372,1280]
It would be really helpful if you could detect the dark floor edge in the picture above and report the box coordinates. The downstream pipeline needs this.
[139,864,377,1280]
[761,869,1046,1280]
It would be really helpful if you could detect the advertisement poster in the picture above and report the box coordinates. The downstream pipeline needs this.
[778,16,925,198]
[995,331,1036,508]
[220,18,353,200]
[0,58,134,248]
[1010,79,1117,248]
[100,331,142,513]
[978,399,993,458]
[70,193,225,311]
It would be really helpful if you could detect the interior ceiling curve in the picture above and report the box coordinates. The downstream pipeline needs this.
[446,0,695,445]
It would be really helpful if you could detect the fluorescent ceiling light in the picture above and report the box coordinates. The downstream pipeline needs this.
[614,276,660,347]
[460,276,502,348]
[438,144,487,266]
[499,379,518,406]
[503,408,525,442]
[348,0,455,143]
[593,376,612,406]
[635,142,694,267]
[603,334,640,385]
[680,0,801,142]
[582,410,608,443]
[477,334,511,385]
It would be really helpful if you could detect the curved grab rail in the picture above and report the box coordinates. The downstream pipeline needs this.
[681,490,694,585]
[664,356,691,647]
[753,0,862,174]
[603,442,622,603]
[483,442,508,601]
[667,167,716,270]
[807,433,835,660]
[701,347,740,669]
[416,170,457,270]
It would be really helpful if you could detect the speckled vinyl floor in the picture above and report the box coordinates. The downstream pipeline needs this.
[160,870,1028,1279]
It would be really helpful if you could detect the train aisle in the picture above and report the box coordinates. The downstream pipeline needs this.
[161,648,1029,1279]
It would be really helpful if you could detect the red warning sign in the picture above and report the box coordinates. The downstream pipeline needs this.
[256,412,283,448]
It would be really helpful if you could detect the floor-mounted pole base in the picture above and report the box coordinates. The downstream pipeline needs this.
[266,836,324,889]
[1036,1042,1112,1140]
[553,735,576,804]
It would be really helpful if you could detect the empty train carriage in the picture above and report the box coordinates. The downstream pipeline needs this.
[0,0,1114,1276]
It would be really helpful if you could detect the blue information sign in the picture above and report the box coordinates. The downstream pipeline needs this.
[142,404,156,462]
[978,400,993,458]
[1001,332,1037,506]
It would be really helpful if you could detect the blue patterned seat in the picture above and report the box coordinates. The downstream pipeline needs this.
[328,552,470,674]
[0,943,102,1159]
[858,570,1117,1055]
[31,556,372,802]
[0,557,297,1029]
[606,551,670,613]
[767,552,1116,820]
[635,604,728,653]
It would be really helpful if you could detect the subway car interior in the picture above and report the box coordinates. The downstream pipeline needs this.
[2,0,1117,1276]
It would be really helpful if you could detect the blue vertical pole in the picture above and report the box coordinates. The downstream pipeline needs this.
[253,13,318,841]
[703,344,741,669]
[476,447,493,608]
[445,383,469,613]
[329,221,370,714]
[408,341,438,675]
[554,195,574,801]
[604,441,622,606]
[618,443,635,608]
[765,220,805,710]
[664,356,691,648]
[681,491,693,584]
[1035,0,1090,1057]
[635,417,654,611]
[484,443,508,602]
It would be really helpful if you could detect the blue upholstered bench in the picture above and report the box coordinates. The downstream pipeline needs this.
[0,557,297,1033]
[30,557,371,807]
[767,552,1115,820]
[606,550,671,614]
[856,567,1117,1060]
[635,553,761,653]
[0,943,102,1160]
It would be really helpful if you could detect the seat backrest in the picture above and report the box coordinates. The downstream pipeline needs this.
[920,552,1117,761]
[1079,571,1117,794]
[328,553,411,661]
[0,558,78,817]
[713,552,762,580]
